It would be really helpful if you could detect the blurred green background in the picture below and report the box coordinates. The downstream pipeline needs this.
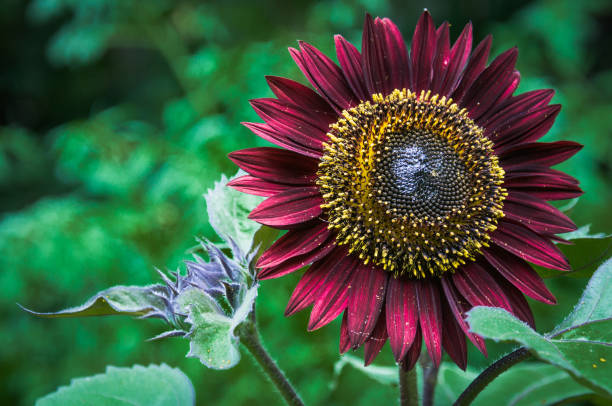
[2,0,611,405]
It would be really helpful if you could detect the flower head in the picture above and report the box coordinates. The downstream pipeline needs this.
[229,11,582,369]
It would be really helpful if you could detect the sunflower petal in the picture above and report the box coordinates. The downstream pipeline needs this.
[227,175,291,197]
[347,265,388,347]
[228,147,318,185]
[364,308,388,366]
[410,11,437,93]
[291,43,359,112]
[385,276,419,361]
[452,35,492,102]
[492,220,570,270]
[482,245,557,304]
[335,35,369,101]
[249,187,323,227]
[416,280,443,366]
[308,255,359,330]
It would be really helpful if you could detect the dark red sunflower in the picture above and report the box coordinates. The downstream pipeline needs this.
[228,11,582,370]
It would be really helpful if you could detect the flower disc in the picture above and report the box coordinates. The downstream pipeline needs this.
[318,89,506,277]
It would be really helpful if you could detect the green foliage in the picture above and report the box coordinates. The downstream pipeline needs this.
[21,285,168,318]
[435,363,592,406]
[21,171,265,374]
[204,171,264,258]
[3,0,612,404]
[177,286,257,369]
[332,355,403,388]
[536,225,612,278]
[36,364,195,406]
[468,258,612,398]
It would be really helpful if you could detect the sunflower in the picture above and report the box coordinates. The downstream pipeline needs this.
[228,11,582,370]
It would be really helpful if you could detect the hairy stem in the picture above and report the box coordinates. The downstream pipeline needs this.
[454,347,531,406]
[421,357,439,406]
[238,321,304,406]
[399,365,419,406]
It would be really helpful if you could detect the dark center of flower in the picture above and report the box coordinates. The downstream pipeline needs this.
[375,130,472,218]
[317,89,506,278]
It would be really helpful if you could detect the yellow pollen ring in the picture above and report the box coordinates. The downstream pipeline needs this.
[316,89,506,279]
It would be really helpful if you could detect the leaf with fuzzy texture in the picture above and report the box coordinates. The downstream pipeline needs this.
[21,285,172,321]
[204,170,265,260]
[434,363,594,406]
[467,258,612,397]
[554,258,612,332]
[176,285,257,369]
[36,364,194,406]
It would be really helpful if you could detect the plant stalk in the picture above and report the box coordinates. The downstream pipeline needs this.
[454,347,531,406]
[421,358,439,406]
[238,321,304,406]
[399,365,419,406]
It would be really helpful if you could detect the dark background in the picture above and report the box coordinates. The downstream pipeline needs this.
[2,0,611,404]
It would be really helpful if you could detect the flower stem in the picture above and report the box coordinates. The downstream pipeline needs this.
[398,365,419,406]
[454,347,531,406]
[238,321,304,406]
[421,359,439,406]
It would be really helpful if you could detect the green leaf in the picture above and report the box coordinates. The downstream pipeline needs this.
[468,258,612,398]
[331,355,399,389]
[204,170,266,259]
[21,285,169,319]
[554,258,612,332]
[434,364,476,406]
[176,285,257,370]
[538,225,612,278]
[467,307,612,397]
[467,363,591,406]
[560,225,612,277]
[35,364,194,406]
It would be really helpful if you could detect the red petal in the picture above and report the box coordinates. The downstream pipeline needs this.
[481,89,555,130]
[440,278,487,355]
[442,300,468,370]
[464,49,519,121]
[494,274,536,328]
[503,191,577,234]
[429,22,450,95]
[249,187,323,227]
[452,262,513,311]
[265,76,336,121]
[347,265,388,347]
[504,166,583,201]
[257,222,331,268]
[362,14,410,96]
[285,250,341,316]
[491,220,570,270]
[491,104,561,148]
[227,175,291,197]
[242,122,322,158]
[364,308,388,366]
[416,280,443,366]
[340,312,351,354]
[335,35,369,101]
[257,233,336,280]
[437,22,472,96]
[499,141,583,169]
[385,276,419,361]
[452,35,492,102]
[228,147,318,185]
[250,97,331,134]
[308,254,359,330]
[410,11,437,93]
[291,43,359,112]
[400,328,422,371]
[482,245,557,304]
